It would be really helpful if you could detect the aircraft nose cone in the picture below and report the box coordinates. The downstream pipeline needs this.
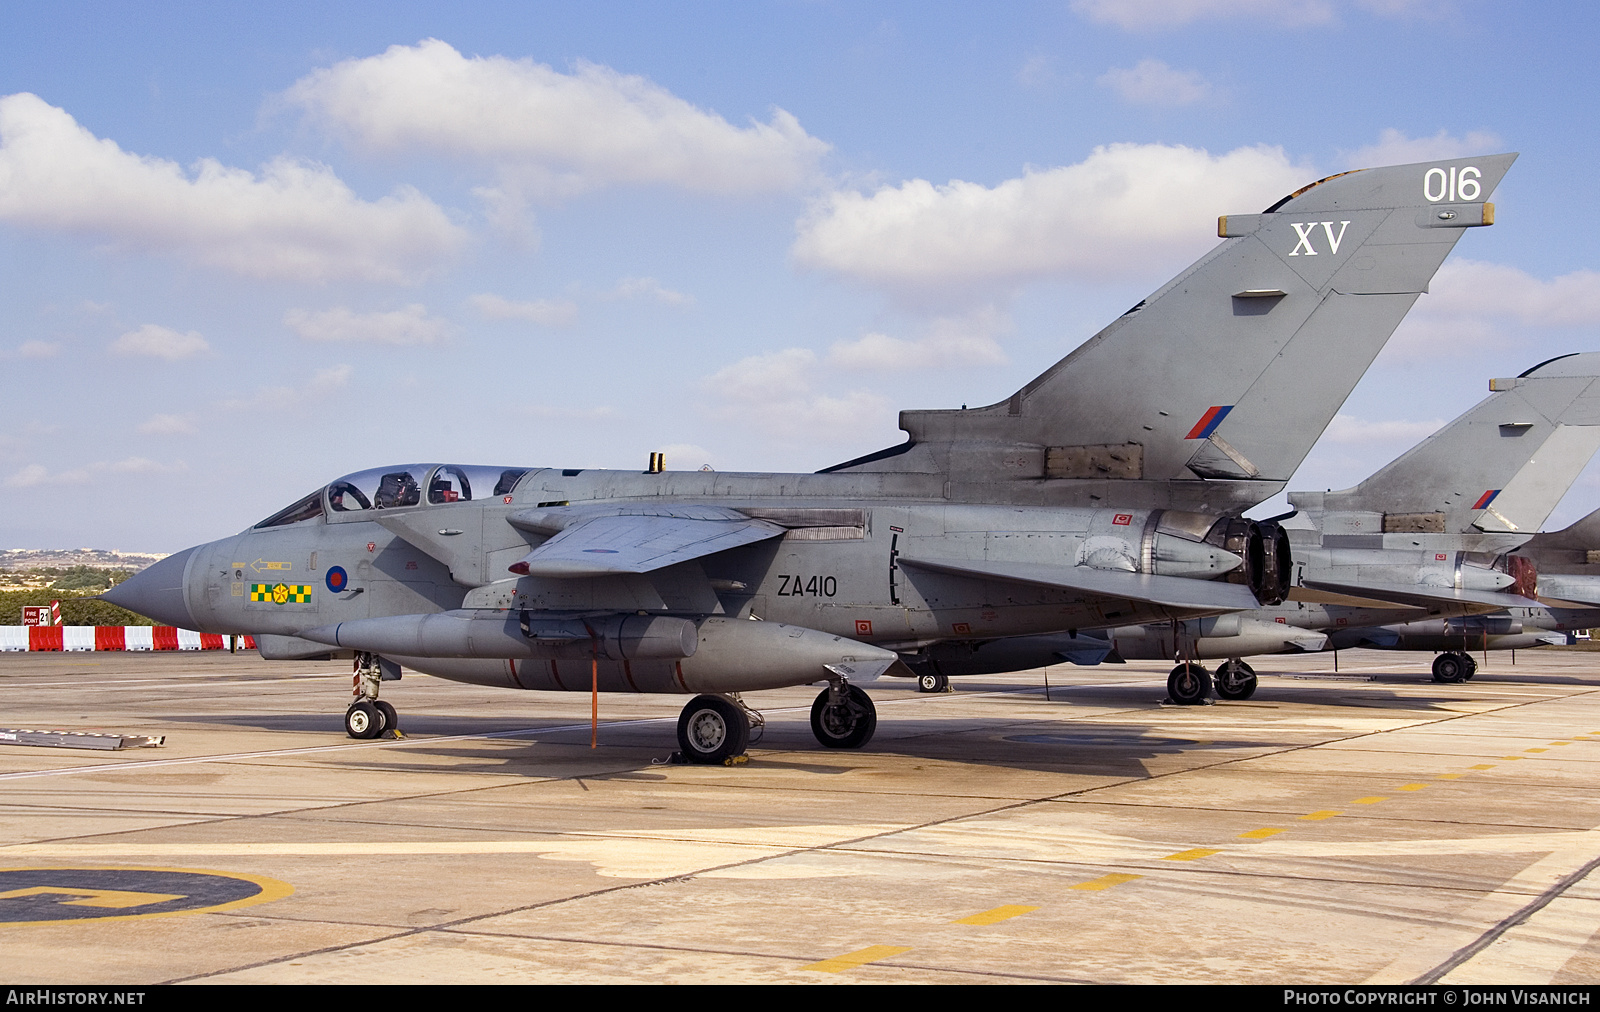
[101,546,198,628]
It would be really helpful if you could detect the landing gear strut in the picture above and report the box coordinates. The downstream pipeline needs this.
[1432,651,1474,684]
[676,694,751,764]
[1215,659,1258,700]
[1167,662,1212,705]
[811,681,877,748]
[345,651,400,739]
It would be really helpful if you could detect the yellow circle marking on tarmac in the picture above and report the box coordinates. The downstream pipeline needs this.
[0,866,293,926]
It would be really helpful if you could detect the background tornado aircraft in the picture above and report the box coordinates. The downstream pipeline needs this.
[1001,352,1600,698]
[105,154,1515,762]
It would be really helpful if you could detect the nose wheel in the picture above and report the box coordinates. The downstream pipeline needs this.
[917,672,949,693]
[346,652,401,738]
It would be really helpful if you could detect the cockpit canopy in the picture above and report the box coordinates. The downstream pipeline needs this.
[253,464,532,529]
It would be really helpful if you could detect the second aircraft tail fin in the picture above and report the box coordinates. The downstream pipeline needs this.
[1291,353,1600,536]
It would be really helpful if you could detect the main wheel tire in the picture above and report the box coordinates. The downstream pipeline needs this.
[676,695,750,764]
[1167,663,1212,705]
[1215,660,1258,700]
[917,672,949,693]
[810,685,878,749]
[375,700,398,733]
[1432,653,1467,684]
[345,700,383,739]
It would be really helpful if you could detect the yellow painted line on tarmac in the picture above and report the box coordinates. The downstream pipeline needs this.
[1469,764,1496,770]
[1162,848,1221,861]
[1299,811,1341,821]
[1069,873,1142,891]
[1525,748,1549,754]
[953,905,1039,926]
[802,945,912,973]
[1501,756,1526,761]
[1550,741,1572,746]
[1399,784,1427,792]
[1353,797,1387,805]
[1238,827,1284,840]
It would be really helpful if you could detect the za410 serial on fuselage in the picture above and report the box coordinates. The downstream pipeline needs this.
[105,153,1516,762]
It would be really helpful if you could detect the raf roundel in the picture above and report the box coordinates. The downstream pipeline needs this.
[325,566,348,593]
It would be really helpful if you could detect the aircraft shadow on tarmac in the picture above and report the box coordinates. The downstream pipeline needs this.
[146,665,1565,779]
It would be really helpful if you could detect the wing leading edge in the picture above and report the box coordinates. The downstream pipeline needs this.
[507,506,786,577]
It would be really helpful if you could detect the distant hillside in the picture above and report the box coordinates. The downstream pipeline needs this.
[1,548,167,573]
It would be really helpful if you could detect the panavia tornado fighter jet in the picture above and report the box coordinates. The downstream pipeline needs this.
[104,153,1514,762]
[1336,502,1600,680]
[992,352,1600,698]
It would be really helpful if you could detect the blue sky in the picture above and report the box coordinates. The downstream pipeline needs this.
[4,1,1599,551]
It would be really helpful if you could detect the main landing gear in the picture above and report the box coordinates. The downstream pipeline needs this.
[1214,659,1258,700]
[1167,658,1258,704]
[676,694,759,764]
[345,652,401,739]
[1432,651,1477,684]
[917,671,950,693]
[811,681,878,749]
[1166,662,1212,705]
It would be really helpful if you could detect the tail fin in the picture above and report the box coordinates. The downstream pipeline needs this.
[1515,504,1600,569]
[1291,353,1600,535]
[823,154,1517,513]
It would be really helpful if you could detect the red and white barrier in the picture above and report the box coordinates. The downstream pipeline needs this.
[0,627,255,653]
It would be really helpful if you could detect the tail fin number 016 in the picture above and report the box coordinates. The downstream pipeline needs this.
[1424,165,1481,202]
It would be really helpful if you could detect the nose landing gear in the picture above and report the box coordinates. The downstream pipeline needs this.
[346,652,401,739]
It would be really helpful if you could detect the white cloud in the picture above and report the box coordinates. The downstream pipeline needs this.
[1392,260,1600,355]
[0,92,464,284]
[793,142,1308,293]
[468,293,578,326]
[826,308,1011,371]
[658,443,718,471]
[7,456,185,488]
[1097,60,1211,106]
[220,364,352,413]
[284,304,449,345]
[1015,55,1059,91]
[17,340,58,359]
[1341,127,1503,170]
[283,39,829,198]
[1071,0,1336,28]
[111,324,209,360]
[1322,413,1446,444]
[137,413,198,436]
[699,347,891,441]
[608,276,694,307]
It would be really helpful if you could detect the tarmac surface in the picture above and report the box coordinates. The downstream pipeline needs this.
[2,647,1600,985]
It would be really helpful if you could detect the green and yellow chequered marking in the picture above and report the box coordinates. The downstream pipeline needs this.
[249,583,312,605]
